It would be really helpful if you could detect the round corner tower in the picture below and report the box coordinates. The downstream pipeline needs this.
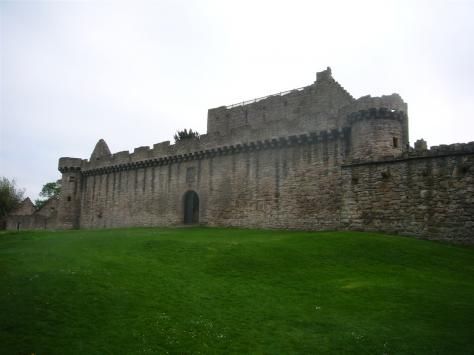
[349,107,407,161]
[57,157,83,229]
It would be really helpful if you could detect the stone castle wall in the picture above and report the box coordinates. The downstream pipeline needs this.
[342,144,474,244]
[206,67,408,147]
[8,68,473,244]
[206,78,353,145]
[57,131,473,243]
[76,131,349,230]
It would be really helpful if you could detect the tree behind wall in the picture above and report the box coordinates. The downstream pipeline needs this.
[35,181,61,209]
[0,177,25,228]
[174,129,200,143]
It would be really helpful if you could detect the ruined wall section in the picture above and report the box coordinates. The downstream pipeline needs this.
[341,93,408,115]
[78,130,350,230]
[10,198,36,216]
[6,214,55,230]
[6,198,59,230]
[341,143,474,244]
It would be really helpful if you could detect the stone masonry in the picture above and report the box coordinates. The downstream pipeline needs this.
[8,68,474,244]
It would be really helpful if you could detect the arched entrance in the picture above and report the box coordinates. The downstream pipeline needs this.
[183,190,199,224]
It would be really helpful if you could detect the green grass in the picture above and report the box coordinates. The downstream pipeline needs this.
[0,228,473,354]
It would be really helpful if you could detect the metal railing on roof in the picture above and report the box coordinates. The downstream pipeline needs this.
[225,85,309,109]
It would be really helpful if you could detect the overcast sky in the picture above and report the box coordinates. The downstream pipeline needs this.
[1,0,473,200]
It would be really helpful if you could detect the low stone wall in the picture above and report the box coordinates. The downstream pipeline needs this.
[341,152,474,244]
[6,214,58,231]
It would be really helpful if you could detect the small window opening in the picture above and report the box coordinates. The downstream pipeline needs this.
[456,166,469,176]
[67,196,72,202]
[393,137,399,148]
[69,176,75,182]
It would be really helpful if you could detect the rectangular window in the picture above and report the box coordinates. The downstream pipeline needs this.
[393,137,399,148]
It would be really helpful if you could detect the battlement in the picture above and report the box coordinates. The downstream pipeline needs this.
[344,140,474,167]
[58,157,83,172]
[59,69,413,173]
[348,107,407,122]
[352,93,407,111]
[408,141,474,157]
[71,127,349,176]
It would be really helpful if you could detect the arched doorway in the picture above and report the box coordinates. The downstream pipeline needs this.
[183,190,199,224]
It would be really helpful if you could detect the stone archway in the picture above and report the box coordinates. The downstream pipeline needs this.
[183,190,199,224]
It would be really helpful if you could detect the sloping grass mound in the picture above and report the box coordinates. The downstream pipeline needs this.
[0,228,473,354]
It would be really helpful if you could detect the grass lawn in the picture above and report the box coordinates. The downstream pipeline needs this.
[0,228,473,354]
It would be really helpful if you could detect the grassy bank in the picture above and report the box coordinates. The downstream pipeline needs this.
[0,228,473,354]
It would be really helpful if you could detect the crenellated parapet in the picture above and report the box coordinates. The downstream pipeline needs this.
[58,157,84,173]
[80,128,350,176]
[340,94,408,144]
[81,136,208,171]
[348,107,407,123]
[343,140,474,168]
[407,140,474,158]
[348,93,407,112]
[57,70,413,172]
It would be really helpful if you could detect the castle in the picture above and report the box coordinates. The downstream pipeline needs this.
[7,68,474,243]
